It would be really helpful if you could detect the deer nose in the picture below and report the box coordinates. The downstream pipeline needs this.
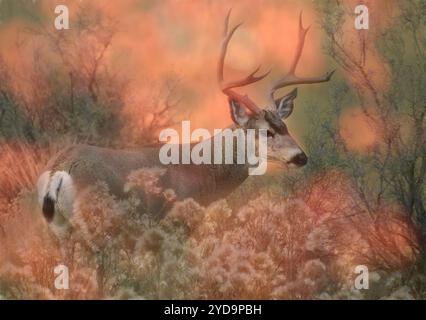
[290,153,308,167]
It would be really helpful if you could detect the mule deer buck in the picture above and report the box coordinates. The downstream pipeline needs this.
[37,11,334,238]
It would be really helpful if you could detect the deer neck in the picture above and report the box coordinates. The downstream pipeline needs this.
[207,127,251,192]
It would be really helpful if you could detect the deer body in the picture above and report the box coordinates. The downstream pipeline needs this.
[37,11,334,236]
[37,141,251,225]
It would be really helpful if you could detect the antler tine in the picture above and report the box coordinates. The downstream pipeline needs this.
[223,65,271,90]
[217,19,243,84]
[288,11,310,75]
[218,9,269,114]
[269,11,335,100]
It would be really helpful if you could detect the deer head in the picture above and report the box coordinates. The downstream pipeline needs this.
[218,11,335,168]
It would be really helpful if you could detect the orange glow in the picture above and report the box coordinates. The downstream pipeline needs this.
[0,0,328,133]
[336,0,398,99]
[302,169,419,279]
[339,107,378,152]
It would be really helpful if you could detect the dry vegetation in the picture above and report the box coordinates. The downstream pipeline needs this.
[0,164,422,299]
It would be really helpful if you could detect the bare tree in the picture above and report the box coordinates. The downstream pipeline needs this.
[313,0,425,232]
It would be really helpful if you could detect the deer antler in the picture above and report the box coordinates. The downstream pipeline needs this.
[269,12,335,101]
[218,9,270,114]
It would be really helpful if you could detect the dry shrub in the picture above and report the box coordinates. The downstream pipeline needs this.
[301,170,420,284]
[72,182,126,251]
[0,166,422,299]
[0,140,73,204]
[0,190,61,299]
[170,196,322,299]
[0,142,46,203]
[0,139,97,299]
[356,205,420,270]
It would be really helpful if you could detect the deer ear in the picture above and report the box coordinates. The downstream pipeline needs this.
[274,88,297,119]
[229,99,249,126]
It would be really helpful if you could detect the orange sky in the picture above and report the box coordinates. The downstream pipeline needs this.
[0,0,399,145]
[0,0,329,130]
[339,106,378,152]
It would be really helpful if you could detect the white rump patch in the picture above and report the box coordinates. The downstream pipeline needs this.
[37,170,76,218]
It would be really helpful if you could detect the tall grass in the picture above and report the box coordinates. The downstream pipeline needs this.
[0,140,73,204]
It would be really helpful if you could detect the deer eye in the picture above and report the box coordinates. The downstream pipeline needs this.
[267,130,275,138]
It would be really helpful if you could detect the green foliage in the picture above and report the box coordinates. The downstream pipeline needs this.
[313,0,425,226]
